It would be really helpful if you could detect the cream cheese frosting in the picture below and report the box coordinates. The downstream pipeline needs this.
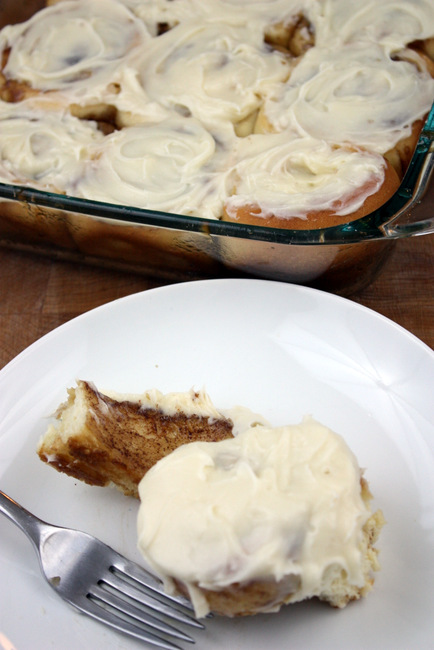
[137,417,374,617]
[0,98,103,189]
[259,41,434,154]
[101,386,227,420]
[0,0,150,99]
[76,116,229,217]
[100,384,270,430]
[140,20,291,128]
[0,0,433,223]
[122,0,315,31]
[315,0,434,52]
[225,134,387,219]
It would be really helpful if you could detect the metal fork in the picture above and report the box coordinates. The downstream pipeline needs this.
[0,490,204,649]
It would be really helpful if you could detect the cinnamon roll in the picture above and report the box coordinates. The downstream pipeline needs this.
[137,418,384,617]
[223,136,400,230]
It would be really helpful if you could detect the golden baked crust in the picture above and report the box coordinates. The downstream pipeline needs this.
[222,157,401,231]
[37,380,234,497]
[174,573,302,618]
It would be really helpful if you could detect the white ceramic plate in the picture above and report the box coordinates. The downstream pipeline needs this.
[1,279,433,650]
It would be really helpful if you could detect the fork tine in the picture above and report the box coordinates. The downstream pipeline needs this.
[112,554,195,613]
[0,491,204,648]
[106,565,204,629]
[90,583,195,643]
[72,594,185,650]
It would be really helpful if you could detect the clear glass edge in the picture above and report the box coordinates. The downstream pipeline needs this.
[0,103,433,247]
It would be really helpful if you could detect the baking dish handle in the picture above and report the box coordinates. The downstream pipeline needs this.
[380,111,434,239]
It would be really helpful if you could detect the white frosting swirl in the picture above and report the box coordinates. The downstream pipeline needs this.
[122,0,314,31]
[140,21,290,128]
[226,135,386,219]
[316,0,434,52]
[0,0,150,98]
[0,0,433,221]
[0,99,103,190]
[260,42,434,154]
[137,417,372,617]
[77,117,228,217]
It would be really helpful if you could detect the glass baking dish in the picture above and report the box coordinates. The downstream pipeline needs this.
[1,0,433,295]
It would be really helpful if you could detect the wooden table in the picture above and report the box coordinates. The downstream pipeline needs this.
[0,233,433,371]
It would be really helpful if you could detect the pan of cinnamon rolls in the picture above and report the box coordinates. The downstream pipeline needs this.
[0,0,433,293]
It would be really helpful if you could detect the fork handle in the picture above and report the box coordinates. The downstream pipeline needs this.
[0,489,45,550]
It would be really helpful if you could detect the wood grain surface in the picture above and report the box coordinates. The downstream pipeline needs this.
[0,233,433,371]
